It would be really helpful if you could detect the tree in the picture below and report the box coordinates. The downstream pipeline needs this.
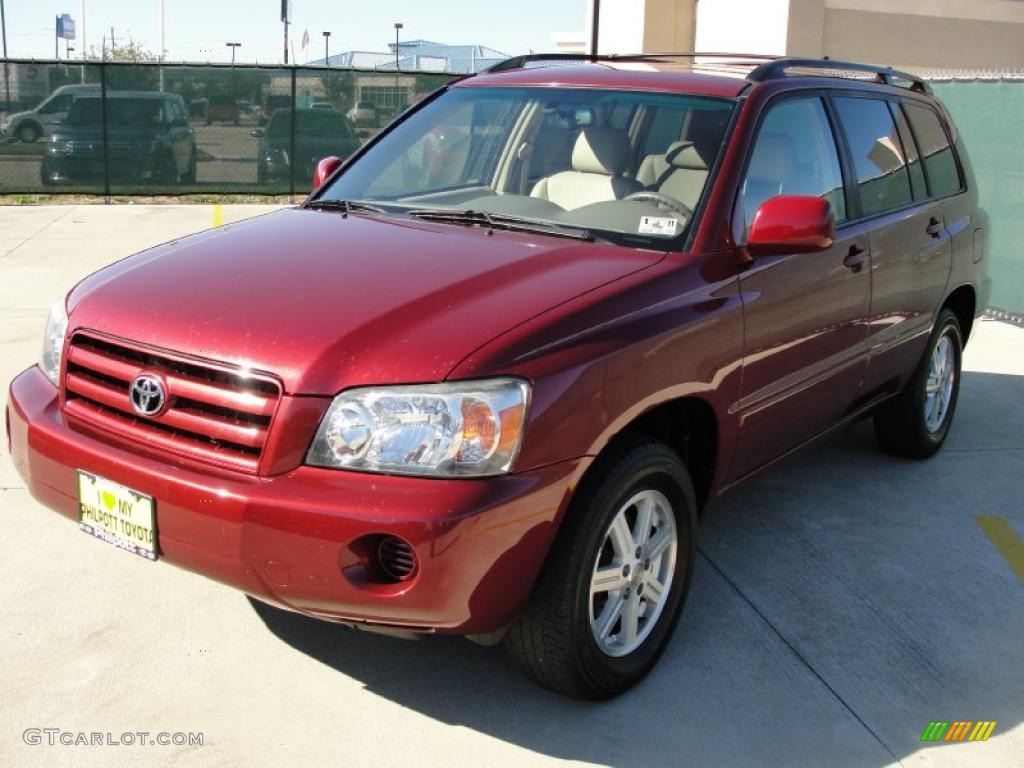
[86,41,160,90]
[320,70,355,112]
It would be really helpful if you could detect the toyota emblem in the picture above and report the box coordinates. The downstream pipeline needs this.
[129,374,167,416]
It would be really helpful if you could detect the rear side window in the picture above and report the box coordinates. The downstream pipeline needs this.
[903,102,963,198]
[833,96,913,216]
[890,104,926,200]
[738,97,846,234]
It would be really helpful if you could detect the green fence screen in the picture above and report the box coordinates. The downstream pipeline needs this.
[0,61,1021,315]
[931,80,1024,316]
[0,60,454,198]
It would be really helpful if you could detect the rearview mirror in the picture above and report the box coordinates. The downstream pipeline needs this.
[249,128,264,138]
[746,195,835,256]
[312,155,342,190]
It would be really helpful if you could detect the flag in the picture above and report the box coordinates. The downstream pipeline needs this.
[301,29,310,50]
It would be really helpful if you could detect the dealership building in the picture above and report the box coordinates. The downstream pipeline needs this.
[558,0,1024,70]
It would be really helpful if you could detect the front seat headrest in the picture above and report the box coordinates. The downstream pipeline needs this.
[667,142,709,171]
[571,127,631,176]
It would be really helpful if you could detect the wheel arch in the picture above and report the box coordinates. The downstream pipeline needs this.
[582,394,720,515]
[942,284,976,345]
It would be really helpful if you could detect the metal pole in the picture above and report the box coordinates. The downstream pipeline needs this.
[80,0,86,60]
[590,0,600,56]
[56,16,60,60]
[158,0,165,91]
[288,66,296,202]
[226,42,240,65]
[394,22,402,70]
[283,19,289,64]
[99,62,111,203]
[1,0,10,109]
[1,0,8,59]
[323,31,330,65]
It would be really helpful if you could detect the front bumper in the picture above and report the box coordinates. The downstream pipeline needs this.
[7,366,584,633]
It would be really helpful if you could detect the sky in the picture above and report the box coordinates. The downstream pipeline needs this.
[2,0,588,63]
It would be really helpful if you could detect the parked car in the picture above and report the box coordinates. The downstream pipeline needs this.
[252,107,360,184]
[311,101,336,111]
[259,94,292,125]
[346,99,377,127]
[41,91,196,186]
[206,97,240,126]
[8,56,989,699]
[0,84,100,143]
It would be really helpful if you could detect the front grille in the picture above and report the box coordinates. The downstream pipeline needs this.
[63,332,281,474]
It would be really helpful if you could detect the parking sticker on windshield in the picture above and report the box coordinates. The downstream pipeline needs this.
[638,216,678,237]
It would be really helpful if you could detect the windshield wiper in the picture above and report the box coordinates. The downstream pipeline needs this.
[304,199,386,216]
[406,209,594,242]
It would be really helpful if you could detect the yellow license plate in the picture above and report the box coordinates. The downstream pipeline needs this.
[77,471,157,561]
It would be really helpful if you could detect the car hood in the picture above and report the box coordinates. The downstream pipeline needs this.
[67,208,665,394]
[3,109,34,125]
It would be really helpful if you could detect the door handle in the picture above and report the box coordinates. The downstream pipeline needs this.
[926,217,943,238]
[843,244,867,273]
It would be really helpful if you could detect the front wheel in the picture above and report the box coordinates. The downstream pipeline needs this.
[505,438,696,699]
[873,308,963,458]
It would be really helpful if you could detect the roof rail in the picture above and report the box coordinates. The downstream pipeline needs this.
[747,57,931,94]
[484,51,778,74]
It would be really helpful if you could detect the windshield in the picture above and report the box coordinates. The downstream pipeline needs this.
[318,86,734,244]
[268,109,353,139]
[66,97,163,128]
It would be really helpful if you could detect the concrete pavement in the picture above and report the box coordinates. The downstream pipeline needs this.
[1,205,1022,767]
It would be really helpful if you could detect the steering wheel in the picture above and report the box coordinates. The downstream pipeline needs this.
[624,191,693,220]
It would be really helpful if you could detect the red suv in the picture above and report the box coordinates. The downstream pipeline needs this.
[7,55,989,699]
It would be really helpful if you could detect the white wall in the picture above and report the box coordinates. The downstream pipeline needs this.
[695,0,790,55]
[593,0,649,54]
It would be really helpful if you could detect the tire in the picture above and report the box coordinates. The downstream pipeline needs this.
[155,153,177,186]
[873,308,962,458]
[180,150,197,184]
[16,122,41,143]
[505,437,697,699]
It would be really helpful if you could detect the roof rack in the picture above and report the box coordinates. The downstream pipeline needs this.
[484,52,778,73]
[484,53,931,95]
[748,57,931,93]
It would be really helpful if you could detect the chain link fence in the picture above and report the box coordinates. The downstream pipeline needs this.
[1,60,1021,315]
[0,59,455,198]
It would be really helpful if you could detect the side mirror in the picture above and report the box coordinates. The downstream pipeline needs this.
[312,155,342,190]
[746,195,836,256]
[250,128,264,138]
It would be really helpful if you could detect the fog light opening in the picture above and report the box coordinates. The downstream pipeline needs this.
[377,536,418,582]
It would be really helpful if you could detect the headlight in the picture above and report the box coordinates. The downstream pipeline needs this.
[306,378,530,477]
[40,299,69,387]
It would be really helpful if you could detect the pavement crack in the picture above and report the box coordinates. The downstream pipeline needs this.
[0,205,79,260]
[697,546,905,767]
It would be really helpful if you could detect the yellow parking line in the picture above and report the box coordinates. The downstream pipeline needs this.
[976,516,1024,581]
[212,204,224,228]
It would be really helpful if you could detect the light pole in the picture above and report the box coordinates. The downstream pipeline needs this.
[590,0,600,55]
[158,0,165,91]
[1,0,8,107]
[393,22,403,70]
[226,41,241,65]
[322,31,330,65]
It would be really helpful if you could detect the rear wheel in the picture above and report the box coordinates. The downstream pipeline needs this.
[16,122,41,143]
[505,438,696,699]
[873,308,962,458]
[155,153,177,186]
[180,149,197,184]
